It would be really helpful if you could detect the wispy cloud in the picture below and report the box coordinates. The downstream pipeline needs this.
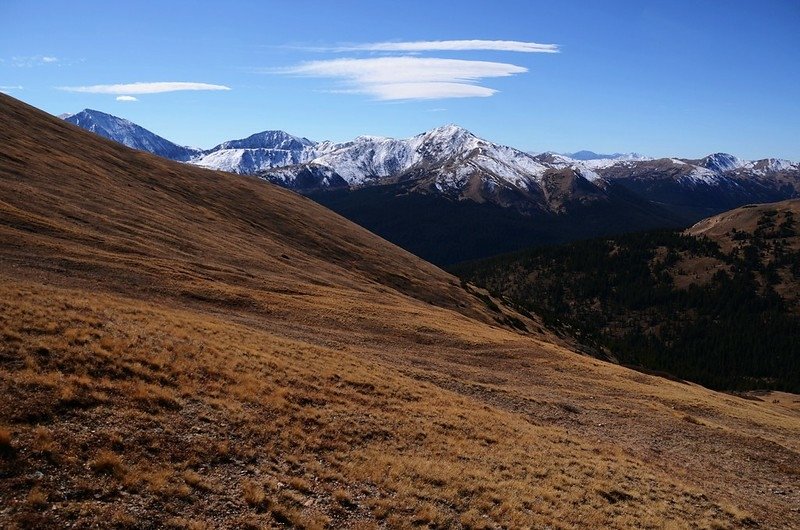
[116,95,138,102]
[58,81,231,95]
[0,85,23,94]
[10,55,59,67]
[277,57,526,100]
[319,39,559,54]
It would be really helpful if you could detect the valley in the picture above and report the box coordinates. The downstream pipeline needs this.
[3,93,800,528]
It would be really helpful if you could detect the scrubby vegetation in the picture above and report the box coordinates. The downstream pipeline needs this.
[454,207,800,392]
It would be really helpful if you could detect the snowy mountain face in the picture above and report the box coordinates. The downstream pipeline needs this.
[259,125,561,209]
[304,125,548,185]
[63,110,200,162]
[189,130,327,175]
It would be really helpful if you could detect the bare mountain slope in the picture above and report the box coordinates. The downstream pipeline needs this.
[688,199,800,247]
[2,94,799,528]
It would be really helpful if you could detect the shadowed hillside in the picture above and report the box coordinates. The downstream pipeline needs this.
[2,94,800,528]
[453,201,800,392]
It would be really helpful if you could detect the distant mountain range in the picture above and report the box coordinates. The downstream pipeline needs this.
[61,109,800,264]
[563,150,648,161]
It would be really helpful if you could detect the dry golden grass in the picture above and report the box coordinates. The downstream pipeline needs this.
[2,271,783,529]
[688,199,800,250]
[0,93,798,528]
[90,450,126,478]
[0,427,11,453]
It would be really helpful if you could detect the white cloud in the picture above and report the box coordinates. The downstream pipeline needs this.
[58,81,231,95]
[279,57,526,100]
[116,95,138,102]
[327,39,559,54]
[41,56,58,63]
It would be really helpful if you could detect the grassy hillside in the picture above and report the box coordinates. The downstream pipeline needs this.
[2,94,800,528]
[453,202,800,392]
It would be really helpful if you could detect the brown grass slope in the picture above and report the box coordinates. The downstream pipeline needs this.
[688,199,800,248]
[686,199,800,306]
[1,93,799,528]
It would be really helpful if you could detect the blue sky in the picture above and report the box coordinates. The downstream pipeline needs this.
[1,0,798,159]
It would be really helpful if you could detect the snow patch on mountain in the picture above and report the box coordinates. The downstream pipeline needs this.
[680,167,722,186]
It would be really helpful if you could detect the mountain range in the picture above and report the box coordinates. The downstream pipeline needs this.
[62,109,800,264]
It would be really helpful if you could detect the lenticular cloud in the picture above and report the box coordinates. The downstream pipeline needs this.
[330,39,559,54]
[59,82,231,95]
[281,57,527,100]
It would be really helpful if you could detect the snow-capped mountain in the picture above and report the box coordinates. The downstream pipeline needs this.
[62,108,799,220]
[260,128,799,217]
[189,130,324,174]
[256,128,797,214]
[589,154,800,220]
[265,125,550,191]
[700,153,745,173]
[63,109,201,162]
[213,130,314,151]
[260,125,606,213]
[62,111,325,174]
[61,109,800,264]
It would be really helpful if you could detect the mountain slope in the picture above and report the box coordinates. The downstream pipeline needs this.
[63,109,200,161]
[687,199,800,308]
[453,201,800,392]
[308,180,684,265]
[6,94,798,527]
[592,155,800,219]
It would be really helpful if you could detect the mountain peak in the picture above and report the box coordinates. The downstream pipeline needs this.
[701,152,744,172]
[214,130,315,151]
[63,108,199,161]
[68,108,132,124]
[425,124,477,140]
[415,124,482,155]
